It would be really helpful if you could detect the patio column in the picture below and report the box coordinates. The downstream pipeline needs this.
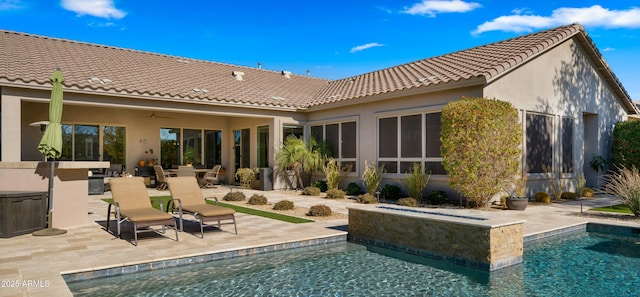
[1,95,22,161]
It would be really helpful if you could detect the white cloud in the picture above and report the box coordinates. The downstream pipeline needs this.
[350,42,385,53]
[61,0,126,19]
[403,0,481,17]
[473,5,640,35]
[602,47,615,52]
[0,0,26,11]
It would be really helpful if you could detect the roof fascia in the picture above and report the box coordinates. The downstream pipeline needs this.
[0,80,304,112]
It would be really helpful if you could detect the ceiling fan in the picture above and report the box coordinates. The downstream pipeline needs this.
[145,112,172,119]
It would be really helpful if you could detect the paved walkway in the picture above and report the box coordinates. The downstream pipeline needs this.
[1,185,638,297]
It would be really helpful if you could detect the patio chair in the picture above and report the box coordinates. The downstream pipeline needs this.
[167,176,237,238]
[153,165,176,190]
[178,165,195,177]
[202,165,222,188]
[106,177,180,246]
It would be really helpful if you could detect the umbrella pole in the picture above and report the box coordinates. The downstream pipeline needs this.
[33,160,67,236]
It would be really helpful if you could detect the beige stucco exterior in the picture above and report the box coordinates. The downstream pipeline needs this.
[0,28,636,227]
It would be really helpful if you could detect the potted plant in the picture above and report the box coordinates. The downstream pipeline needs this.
[183,147,194,166]
[145,149,157,166]
[506,174,528,211]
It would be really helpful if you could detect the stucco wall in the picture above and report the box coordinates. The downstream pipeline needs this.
[305,86,483,195]
[485,39,629,190]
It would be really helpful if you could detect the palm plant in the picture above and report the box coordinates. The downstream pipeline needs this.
[275,135,330,189]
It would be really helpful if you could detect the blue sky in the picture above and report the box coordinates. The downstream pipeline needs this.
[1,0,639,100]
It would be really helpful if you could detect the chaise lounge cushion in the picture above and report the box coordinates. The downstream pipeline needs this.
[180,204,235,217]
[119,208,174,222]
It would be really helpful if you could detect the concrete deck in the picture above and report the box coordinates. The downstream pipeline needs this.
[1,186,638,297]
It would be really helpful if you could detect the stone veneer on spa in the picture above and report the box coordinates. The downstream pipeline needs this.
[348,206,525,271]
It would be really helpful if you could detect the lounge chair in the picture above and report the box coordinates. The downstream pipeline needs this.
[202,165,222,188]
[106,177,179,245]
[167,176,237,238]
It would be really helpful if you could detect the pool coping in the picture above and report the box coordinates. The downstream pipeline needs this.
[61,222,640,285]
[62,233,347,283]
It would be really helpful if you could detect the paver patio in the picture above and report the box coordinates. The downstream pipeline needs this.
[0,185,637,297]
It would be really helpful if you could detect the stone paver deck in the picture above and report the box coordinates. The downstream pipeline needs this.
[1,185,638,296]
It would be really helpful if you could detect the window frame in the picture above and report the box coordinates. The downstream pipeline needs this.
[60,122,127,163]
[377,110,444,176]
[309,117,358,173]
[525,112,554,175]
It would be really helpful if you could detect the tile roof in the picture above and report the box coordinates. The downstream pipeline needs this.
[0,31,329,110]
[310,23,636,113]
[0,23,635,113]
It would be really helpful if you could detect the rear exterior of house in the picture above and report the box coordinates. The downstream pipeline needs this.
[0,23,636,208]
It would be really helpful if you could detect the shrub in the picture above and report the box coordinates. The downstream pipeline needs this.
[273,200,294,210]
[441,97,522,208]
[310,180,328,192]
[561,192,577,200]
[302,186,321,196]
[603,166,640,216]
[534,192,551,204]
[611,121,640,169]
[500,195,508,206]
[307,205,332,216]
[356,193,378,204]
[398,197,417,207]
[325,189,346,199]
[235,168,256,189]
[223,191,246,201]
[323,158,350,190]
[247,194,268,205]
[346,182,362,196]
[362,160,385,194]
[581,187,595,198]
[542,165,563,201]
[426,190,449,205]
[405,163,430,203]
[381,184,402,201]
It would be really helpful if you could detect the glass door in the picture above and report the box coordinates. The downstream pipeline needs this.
[233,128,250,181]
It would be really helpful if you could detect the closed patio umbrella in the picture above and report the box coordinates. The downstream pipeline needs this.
[33,69,67,236]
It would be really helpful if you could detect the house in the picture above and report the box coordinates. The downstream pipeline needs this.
[0,23,636,225]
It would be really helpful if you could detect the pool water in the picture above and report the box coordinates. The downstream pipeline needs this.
[68,232,640,296]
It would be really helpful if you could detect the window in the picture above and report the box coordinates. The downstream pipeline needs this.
[205,130,222,168]
[283,125,303,139]
[378,112,443,174]
[311,121,357,171]
[526,113,553,174]
[160,128,180,168]
[103,126,126,164]
[183,129,202,165]
[378,117,397,158]
[162,128,222,169]
[561,117,574,173]
[257,125,269,168]
[60,124,125,162]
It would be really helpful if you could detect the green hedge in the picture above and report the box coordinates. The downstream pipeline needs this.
[441,97,522,208]
[612,121,640,169]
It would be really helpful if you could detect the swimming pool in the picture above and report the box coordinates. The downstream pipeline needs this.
[67,231,640,296]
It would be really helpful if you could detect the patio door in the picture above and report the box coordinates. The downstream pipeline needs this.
[233,129,250,181]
